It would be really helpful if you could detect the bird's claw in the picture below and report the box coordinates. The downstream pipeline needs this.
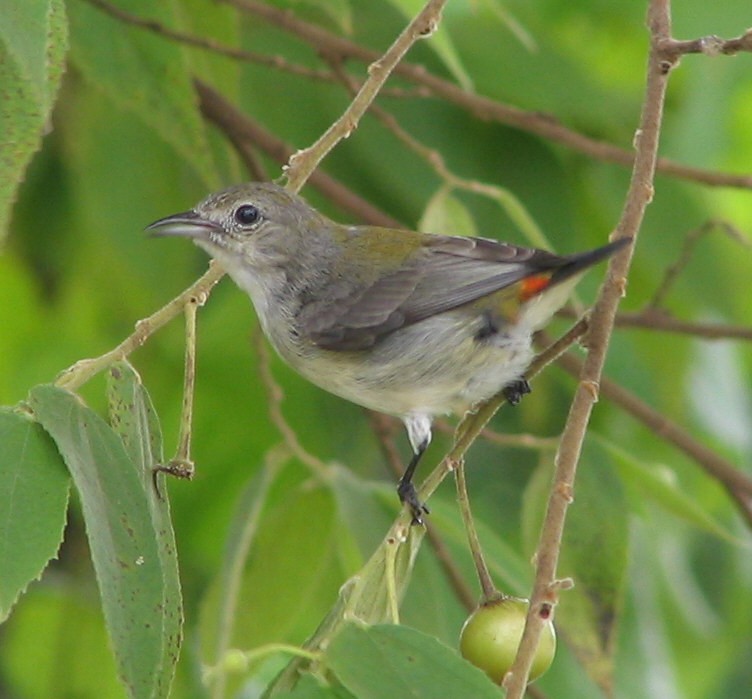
[397,481,430,526]
[503,378,531,406]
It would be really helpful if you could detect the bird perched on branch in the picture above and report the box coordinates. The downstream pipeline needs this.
[148,182,628,523]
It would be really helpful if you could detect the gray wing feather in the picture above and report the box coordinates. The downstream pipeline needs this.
[300,235,565,351]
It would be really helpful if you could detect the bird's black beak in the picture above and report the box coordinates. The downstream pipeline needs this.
[145,210,221,240]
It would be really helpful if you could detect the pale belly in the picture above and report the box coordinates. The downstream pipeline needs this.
[282,310,535,421]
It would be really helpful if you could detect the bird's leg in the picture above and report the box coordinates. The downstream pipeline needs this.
[397,442,430,526]
[502,378,531,406]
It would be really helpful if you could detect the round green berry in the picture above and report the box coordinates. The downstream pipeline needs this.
[459,597,556,684]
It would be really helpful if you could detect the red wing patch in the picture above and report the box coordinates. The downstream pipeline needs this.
[519,274,552,302]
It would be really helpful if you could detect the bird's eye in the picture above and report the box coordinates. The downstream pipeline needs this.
[234,204,260,226]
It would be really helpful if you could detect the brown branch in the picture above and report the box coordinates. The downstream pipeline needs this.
[88,0,752,190]
[660,28,752,59]
[434,419,559,450]
[253,330,329,477]
[504,0,673,694]
[280,0,449,190]
[612,310,752,340]
[558,307,752,341]
[83,0,334,82]
[222,0,752,191]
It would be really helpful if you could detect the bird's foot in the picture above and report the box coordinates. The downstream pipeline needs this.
[503,378,531,406]
[397,480,430,526]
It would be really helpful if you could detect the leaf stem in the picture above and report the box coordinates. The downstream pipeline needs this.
[453,457,498,602]
[157,295,201,480]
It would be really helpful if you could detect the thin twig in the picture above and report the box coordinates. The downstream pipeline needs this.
[454,458,498,601]
[503,1,670,694]
[659,28,752,59]
[558,306,752,341]
[55,263,225,392]
[281,0,449,190]
[613,310,752,340]
[224,0,752,191]
[195,80,404,228]
[158,295,201,480]
[253,330,329,477]
[434,419,560,450]
[648,220,751,309]
[83,0,334,82]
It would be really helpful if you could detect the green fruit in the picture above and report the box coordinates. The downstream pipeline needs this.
[459,597,556,684]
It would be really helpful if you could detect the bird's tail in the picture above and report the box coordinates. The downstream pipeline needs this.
[549,237,631,287]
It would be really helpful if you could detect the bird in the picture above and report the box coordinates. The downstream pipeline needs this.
[147,182,629,523]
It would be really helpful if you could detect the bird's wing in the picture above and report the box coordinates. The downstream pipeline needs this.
[297,234,567,351]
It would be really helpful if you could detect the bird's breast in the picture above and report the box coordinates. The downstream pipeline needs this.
[270,308,535,420]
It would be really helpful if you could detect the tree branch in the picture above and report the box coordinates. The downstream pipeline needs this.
[195,80,405,228]
[278,0,449,190]
[503,0,674,694]
[659,28,752,59]
[89,0,752,190]
[223,0,752,191]
[558,307,752,341]
[83,0,333,81]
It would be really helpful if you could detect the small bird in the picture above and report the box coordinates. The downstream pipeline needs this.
[148,182,628,523]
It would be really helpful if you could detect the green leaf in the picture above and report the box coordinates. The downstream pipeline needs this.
[0,408,70,621]
[481,183,551,250]
[418,187,477,237]
[689,338,752,454]
[106,361,165,479]
[274,673,356,699]
[266,492,426,695]
[201,478,347,669]
[106,361,183,698]
[475,0,536,53]
[68,0,219,189]
[331,472,471,644]
[329,465,398,561]
[325,623,503,699]
[198,447,286,696]
[28,383,180,699]
[596,434,743,545]
[293,0,353,35]
[0,0,68,240]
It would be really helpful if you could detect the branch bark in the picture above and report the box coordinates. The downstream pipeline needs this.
[223,0,752,191]
[503,1,674,694]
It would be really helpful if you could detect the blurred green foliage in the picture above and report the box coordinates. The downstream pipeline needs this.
[1,1,751,698]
